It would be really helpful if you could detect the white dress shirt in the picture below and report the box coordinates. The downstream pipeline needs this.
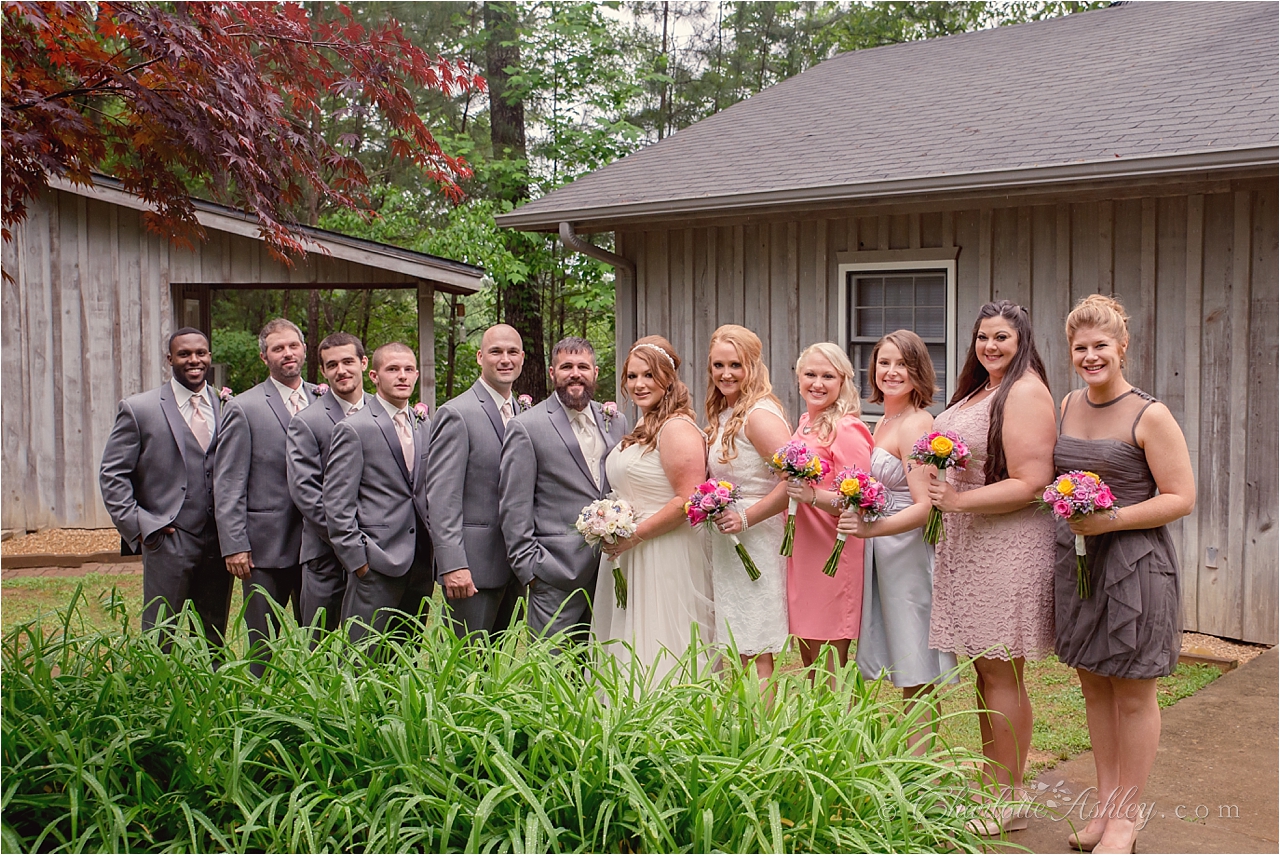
[270,376,309,413]
[478,377,515,424]
[170,378,214,435]
[556,392,604,486]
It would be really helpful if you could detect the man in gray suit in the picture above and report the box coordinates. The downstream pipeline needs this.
[428,323,526,641]
[498,337,627,642]
[286,331,371,636]
[215,318,316,676]
[99,327,231,648]
[324,342,434,646]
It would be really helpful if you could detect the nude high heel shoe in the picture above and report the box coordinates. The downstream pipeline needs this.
[1067,825,1105,851]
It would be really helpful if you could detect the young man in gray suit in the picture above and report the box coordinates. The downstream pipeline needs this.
[324,342,434,646]
[99,328,231,648]
[498,337,627,642]
[427,323,526,641]
[214,318,316,676]
[286,332,371,636]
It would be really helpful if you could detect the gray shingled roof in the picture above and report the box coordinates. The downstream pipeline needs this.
[498,1,1278,231]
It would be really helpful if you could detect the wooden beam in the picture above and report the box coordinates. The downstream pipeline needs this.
[417,281,436,410]
[1225,190,1252,634]
[1181,195,1203,635]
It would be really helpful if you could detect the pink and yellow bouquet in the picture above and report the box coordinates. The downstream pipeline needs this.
[822,467,888,577]
[576,497,639,609]
[1039,471,1116,598]
[908,430,971,545]
[768,440,830,557]
[685,480,760,581]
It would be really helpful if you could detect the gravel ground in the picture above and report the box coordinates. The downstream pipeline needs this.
[1,528,121,556]
[1181,630,1270,664]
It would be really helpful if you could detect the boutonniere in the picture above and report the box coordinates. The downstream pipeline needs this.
[219,387,233,402]
[412,402,430,423]
[601,401,619,431]
[518,394,533,413]
[314,384,329,397]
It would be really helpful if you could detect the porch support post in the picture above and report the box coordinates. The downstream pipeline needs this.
[417,280,436,411]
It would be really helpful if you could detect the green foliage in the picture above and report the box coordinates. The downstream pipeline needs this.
[1,592,994,853]
[211,327,265,392]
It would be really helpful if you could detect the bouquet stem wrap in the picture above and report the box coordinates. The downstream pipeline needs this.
[923,465,946,545]
[781,497,799,557]
[610,558,628,610]
[821,533,846,577]
[728,533,761,581]
[1074,534,1090,599]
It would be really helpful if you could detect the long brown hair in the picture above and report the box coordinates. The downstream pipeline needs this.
[704,325,786,464]
[950,300,1050,484]
[620,335,696,451]
[866,329,937,411]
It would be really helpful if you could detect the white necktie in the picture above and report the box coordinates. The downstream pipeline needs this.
[288,389,305,416]
[393,411,415,473]
[189,396,212,451]
[500,400,513,425]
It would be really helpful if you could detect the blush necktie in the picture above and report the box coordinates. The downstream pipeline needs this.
[393,411,415,473]
[189,397,212,451]
[288,389,305,416]
[500,400,514,425]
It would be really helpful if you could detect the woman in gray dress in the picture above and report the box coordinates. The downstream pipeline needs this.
[1053,295,1195,854]
[839,330,956,751]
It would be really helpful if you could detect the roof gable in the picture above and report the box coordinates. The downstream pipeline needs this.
[499,1,1278,230]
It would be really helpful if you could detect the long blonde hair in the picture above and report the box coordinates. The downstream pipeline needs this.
[795,342,861,445]
[619,335,696,451]
[704,325,786,463]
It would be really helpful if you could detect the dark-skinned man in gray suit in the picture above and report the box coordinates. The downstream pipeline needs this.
[498,337,627,643]
[324,342,434,647]
[215,318,317,677]
[427,323,526,641]
[286,331,372,637]
[99,328,231,648]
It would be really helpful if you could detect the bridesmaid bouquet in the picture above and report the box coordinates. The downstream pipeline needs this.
[768,440,830,557]
[685,480,761,581]
[822,467,888,577]
[576,497,639,609]
[908,430,971,545]
[1038,471,1116,599]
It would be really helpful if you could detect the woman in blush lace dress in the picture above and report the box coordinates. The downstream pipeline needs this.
[703,325,792,684]
[594,336,714,682]
[925,301,1057,835]
[838,331,957,752]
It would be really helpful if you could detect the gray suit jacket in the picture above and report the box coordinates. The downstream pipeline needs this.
[99,382,222,544]
[286,391,372,564]
[498,394,627,589]
[426,381,516,588]
[214,378,317,568]
[324,400,432,579]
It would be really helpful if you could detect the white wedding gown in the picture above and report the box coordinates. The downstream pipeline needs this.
[592,418,715,682]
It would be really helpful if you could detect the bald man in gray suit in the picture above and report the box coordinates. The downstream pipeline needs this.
[498,337,627,642]
[100,328,231,648]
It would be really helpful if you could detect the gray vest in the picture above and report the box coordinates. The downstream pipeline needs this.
[173,426,217,535]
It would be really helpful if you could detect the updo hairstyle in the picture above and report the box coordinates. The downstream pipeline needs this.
[1065,293,1131,350]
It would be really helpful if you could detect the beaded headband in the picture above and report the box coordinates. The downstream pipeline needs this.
[629,342,676,369]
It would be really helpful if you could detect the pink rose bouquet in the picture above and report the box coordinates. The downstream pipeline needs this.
[576,497,638,609]
[822,467,888,577]
[768,440,830,557]
[1039,470,1116,598]
[908,430,971,545]
[685,479,760,581]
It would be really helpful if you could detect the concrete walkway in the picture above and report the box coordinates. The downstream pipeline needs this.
[991,646,1278,853]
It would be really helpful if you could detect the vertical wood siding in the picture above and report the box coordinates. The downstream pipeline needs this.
[618,181,1278,643]
[1,189,417,533]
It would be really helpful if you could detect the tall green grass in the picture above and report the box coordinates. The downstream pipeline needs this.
[2,587,994,853]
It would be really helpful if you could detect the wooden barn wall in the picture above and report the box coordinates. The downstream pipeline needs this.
[1,188,415,532]
[617,181,1278,643]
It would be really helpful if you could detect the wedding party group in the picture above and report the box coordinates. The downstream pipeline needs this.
[98,291,1192,854]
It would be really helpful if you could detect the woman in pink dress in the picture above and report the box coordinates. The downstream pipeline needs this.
[926,300,1057,836]
[784,342,873,677]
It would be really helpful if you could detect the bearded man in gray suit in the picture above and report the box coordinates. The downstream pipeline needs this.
[100,328,231,648]
[427,323,526,641]
[324,342,434,646]
[215,318,317,676]
[498,337,627,642]
[286,332,372,636]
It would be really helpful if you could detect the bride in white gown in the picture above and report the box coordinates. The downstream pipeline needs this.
[593,335,714,681]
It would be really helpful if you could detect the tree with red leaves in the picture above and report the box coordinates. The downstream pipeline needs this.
[1,2,485,259]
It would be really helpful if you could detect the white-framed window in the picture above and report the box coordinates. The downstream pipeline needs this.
[837,256,957,417]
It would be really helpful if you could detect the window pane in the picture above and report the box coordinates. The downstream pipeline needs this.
[917,275,945,306]
[857,277,883,307]
[884,277,914,306]
[884,307,914,332]
[852,342,875,400]
[917,306,945,338]
[929,344,947,403]
[857,308,883,338]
